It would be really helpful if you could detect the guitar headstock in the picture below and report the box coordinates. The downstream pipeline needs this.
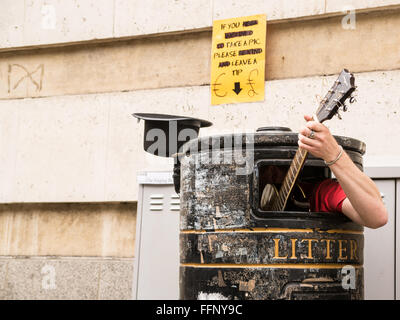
[315,69,356,123]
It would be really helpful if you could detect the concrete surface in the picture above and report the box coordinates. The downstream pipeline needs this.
[0,69,398,202]
[1,0,400,50]
[0,202,137,257]
[0,256,134,300]
[2,10,400,99]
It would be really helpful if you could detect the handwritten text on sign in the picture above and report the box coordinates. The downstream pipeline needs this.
[211,14,266,105]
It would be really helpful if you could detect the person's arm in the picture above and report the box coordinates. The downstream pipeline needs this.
[298,115,388,229]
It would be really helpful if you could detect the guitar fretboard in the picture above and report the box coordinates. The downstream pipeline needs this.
[270,147,309,211]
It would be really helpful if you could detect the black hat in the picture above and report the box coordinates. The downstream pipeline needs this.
[133,113,212,157]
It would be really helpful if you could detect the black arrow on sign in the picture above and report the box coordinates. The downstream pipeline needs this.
[233,82,242,95]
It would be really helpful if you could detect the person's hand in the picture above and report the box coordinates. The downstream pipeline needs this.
[298,115,341,162]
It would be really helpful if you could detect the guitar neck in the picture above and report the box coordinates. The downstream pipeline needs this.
[271,147,309,211]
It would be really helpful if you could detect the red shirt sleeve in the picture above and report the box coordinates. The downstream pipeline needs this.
[310,179,347,213]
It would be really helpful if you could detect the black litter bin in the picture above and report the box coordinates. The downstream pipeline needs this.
[179,127,365,300]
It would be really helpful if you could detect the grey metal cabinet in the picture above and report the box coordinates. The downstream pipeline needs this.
[363,166,400,300]
[364,179,396,300]
[132,172,180,300]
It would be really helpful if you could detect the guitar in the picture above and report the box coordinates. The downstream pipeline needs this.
[261,69,356,211]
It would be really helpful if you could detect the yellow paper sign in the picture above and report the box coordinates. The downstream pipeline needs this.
[211,14,267,105]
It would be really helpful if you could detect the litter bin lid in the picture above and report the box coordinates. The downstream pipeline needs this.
[182,127,366,155]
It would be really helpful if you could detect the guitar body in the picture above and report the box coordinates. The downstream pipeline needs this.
[261,183,309,211]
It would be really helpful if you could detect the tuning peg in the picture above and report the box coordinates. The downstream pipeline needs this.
[342,103,348,112]
[349,96,356,104]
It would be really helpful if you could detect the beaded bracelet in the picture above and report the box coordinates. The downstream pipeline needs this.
[324,146,344,166]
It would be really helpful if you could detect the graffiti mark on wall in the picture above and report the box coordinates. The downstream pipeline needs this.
[7,64,44,93]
